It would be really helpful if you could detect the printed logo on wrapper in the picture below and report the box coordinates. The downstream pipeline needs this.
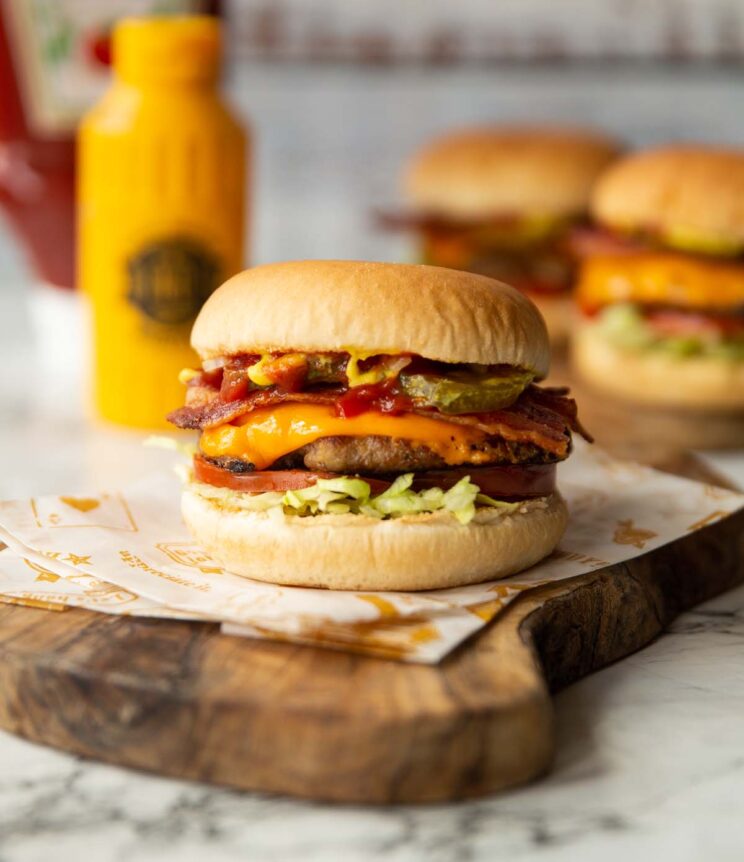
[613,519,658,549]
[155,542,225,574]
[22,559,139,606]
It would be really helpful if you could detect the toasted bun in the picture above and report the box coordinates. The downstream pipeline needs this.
[573,321,744,410]
[405,126,621,220]
[192,260,550,377]
[593,145,744,246]
[181,486,568,591]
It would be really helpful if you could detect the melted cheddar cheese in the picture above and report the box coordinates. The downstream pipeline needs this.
[199,404,487,470]
[577,253,744,311]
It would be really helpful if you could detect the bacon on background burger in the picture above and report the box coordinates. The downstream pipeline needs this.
[169,261,588,591]
[381,126,622,347]
[571,145,744,419]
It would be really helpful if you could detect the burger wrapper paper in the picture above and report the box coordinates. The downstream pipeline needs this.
[0,441,741,664]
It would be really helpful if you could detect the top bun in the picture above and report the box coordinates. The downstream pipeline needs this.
[593,145,744,246]
[405,125,621,220]
[192,260,550,377]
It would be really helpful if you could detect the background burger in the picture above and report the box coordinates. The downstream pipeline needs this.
[572,146,744,438]
[394,125,622,346]
[168,260,587,591]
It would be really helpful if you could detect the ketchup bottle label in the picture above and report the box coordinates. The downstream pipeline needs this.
[4,0,211,137]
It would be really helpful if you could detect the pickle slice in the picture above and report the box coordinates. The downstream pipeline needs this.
[399,369,534,414]
[305,353,348,383]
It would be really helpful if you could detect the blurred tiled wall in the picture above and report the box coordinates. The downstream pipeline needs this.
[229,0,744,63]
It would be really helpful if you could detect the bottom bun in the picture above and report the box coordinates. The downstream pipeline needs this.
[529,292,574,347]
[573,321,744,410]
[181,486,569,591]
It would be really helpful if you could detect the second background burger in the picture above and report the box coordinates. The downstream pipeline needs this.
[572,145,744,452]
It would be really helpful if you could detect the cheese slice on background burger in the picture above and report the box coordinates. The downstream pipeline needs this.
[168,260,587,591]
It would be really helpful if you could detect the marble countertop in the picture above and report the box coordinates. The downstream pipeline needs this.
[3,586,744,862]
[1,61,744,862]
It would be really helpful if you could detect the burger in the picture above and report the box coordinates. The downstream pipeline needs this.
[572,145,744,417]
[167,260,587,591]
[393,126,622,345]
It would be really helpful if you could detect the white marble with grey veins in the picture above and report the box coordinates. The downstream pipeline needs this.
[2,62,744,862]
[2,586,744,862]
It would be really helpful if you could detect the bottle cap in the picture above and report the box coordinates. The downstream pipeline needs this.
[114,16,221,85]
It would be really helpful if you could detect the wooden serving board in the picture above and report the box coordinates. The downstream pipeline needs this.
[0,457,742,804]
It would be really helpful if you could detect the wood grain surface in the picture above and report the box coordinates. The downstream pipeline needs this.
[0,462,742,803]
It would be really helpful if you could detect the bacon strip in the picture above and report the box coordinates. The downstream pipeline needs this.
[421,403,565,456]
[167,384,586,459]
[376,208,549,234]
[410,387,590,458]
[520,385,594,443]
[167,388,344,430]
[566,225,649,259]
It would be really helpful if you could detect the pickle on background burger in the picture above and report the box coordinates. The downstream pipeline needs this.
[388,126,622,346]
[167,260,588,591]
[572,145,744,413]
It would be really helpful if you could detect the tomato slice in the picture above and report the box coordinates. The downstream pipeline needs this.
[410,463,556,498]
[567,226,647,259]
[193,456,556,499]
[193,456,338,492]
[645,309,744,339]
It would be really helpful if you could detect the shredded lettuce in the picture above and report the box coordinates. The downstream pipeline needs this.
[597,304,744,360]
[192,473,522,525]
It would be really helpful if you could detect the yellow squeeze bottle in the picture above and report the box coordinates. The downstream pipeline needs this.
[78,16,247,429]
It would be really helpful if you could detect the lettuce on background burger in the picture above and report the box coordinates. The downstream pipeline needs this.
[168,260,588,591]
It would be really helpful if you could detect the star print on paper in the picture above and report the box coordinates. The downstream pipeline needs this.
[613,519,658,549]
[23,558,62,582]
[64,553,92,566]
[35,571,61,583]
